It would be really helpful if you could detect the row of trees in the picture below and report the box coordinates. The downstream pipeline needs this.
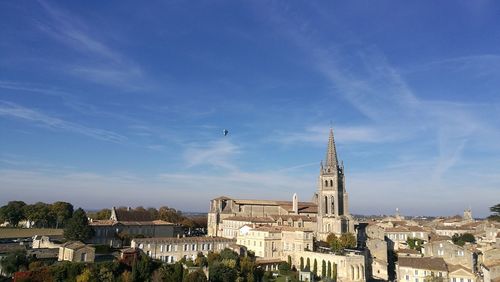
[0,201,74,228]
[2,248,271,282]
[488,203,500,222]
[0,201,207,230]
[326,233,357,253]
[88,206,207,228]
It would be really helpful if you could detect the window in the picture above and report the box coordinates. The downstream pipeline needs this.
[415,279,419,282]
[405,275,409,280]
[415,270,418,275]
[460,279,464,282]
[453,278,456,282]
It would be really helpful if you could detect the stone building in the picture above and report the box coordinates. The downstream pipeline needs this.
[58,241,95,263]
[422,240,476,271]
[385,225,428,251]
[220,216,275,239]
[448,264,478,282]
[208,128,355,241]
[290,250,366,281]
[89,207,183,247]
[396,257,448,282]
[236,225,314,259]
[131,236,235,263]
[365,224,389,281]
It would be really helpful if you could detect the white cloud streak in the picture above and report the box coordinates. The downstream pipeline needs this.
[183,139,240,171]
[0,101,127,143]
[35,0,148,90]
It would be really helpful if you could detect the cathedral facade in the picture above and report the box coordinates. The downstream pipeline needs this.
[207,128,355,241]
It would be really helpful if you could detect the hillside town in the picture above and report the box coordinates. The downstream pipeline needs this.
[1,129,499,281]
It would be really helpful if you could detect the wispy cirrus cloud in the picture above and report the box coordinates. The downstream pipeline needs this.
[0,101,127,143]
[183,139,240,171]
[258,3,500,197]
[0,166,313,211]
[35,1,149,90]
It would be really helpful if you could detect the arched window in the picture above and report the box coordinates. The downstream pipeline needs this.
[331,196,335,215]
[325,180,328,187]
[330,179,333,187]
[324,196,328,214]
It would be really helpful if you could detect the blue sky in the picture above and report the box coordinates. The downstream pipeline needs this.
[1,1,499,217]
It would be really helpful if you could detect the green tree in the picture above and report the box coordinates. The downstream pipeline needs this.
[424,273,445,282]
[278,262,291,274]
[240,255,255,278]
[488,203,500,221]
[452,233,476,246]
[306,257,311,271]
[24,202,53,228]
[147,207,159,219]
[185,270,208,282]
[313,259,318,276]
[76,268,92,282]
[195,252,208,267]
[50,201,74,228]
[97,266,114,282]
[95,208,112,220]
[339,233,356,249]
[132,253,158,281]
[327,233,342,253]
[0,201,26,226]
[0,250,28,276]
[407,238,425,251]
[209,262,237,282]
[159,206,185,223]
[64,208,93,241]
[300,257,304,270]
[287,255,292,267]
[207,251,221,266]
[327,261,332,279]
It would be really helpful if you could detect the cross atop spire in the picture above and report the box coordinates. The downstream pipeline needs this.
[323,127,338,174]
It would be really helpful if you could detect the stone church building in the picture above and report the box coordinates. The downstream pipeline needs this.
[207,128,355,241]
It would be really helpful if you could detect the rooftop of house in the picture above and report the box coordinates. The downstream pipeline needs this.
[223,216,275,223]
[113,208,154,221]
[398,257,448,272]
[448,264,474,274]
[483,259,500,269]
[251,225,312,233]
[89,219,174,226]
[398,249,421,255]
[61,241,93,251]
[0,243,26,254]
[132,236,236,244]
[271,214,317,222]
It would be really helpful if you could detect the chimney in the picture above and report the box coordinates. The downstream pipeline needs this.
[293,193,298,214]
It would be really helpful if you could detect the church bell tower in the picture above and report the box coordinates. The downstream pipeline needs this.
[315,128,354,239]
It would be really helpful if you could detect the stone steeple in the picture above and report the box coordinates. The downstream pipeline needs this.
[315,126,353,237]
[323,128,338,175]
